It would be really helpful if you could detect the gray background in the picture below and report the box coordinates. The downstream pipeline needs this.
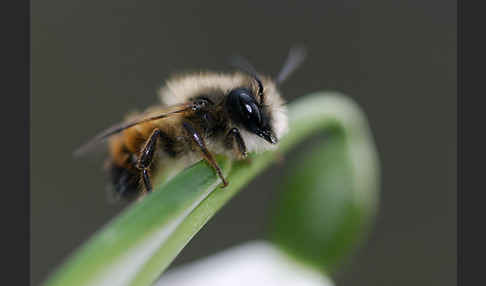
[32,1,456,285]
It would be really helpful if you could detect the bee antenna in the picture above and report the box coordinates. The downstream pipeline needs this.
[229,54,265,103]
[276,45,307,85]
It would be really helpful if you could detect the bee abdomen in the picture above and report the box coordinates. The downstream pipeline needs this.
[110,163,140,200]
[159,129,181,157]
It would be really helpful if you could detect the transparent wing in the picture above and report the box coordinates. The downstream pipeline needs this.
[73,103,192,157]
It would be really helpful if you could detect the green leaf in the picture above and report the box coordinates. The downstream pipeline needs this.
[42,92,380,286]
[270,128,378,273]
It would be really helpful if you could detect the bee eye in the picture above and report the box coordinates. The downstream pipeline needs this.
[227,88,262,127]
[226,87,276,144]
[241,101,261,123]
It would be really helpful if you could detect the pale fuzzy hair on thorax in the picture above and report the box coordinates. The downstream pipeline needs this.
[159,72,250,106]
[158,72,289,154]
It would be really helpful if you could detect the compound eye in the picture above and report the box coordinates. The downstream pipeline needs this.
[226,87,277,144]
[227,88,262,127]
[241,99,261,124]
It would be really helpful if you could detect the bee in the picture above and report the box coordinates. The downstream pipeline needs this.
[74,47,306,200]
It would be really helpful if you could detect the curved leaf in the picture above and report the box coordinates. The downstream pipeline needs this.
[42,92,380,286]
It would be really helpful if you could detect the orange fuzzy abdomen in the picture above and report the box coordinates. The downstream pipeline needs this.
[106,121,155,169]
[122,122,156,154]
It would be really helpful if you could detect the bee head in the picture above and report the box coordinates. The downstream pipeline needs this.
[226,87,277,144]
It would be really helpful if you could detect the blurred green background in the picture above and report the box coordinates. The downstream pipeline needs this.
[31,1,456,285]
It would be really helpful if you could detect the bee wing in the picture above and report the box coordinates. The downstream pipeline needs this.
[73,103,192,157]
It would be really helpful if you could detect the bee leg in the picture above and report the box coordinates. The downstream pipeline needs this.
[225,128,247,159]
[182,122,229,188]
[137,129,161,193]
[141,169,152,193]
